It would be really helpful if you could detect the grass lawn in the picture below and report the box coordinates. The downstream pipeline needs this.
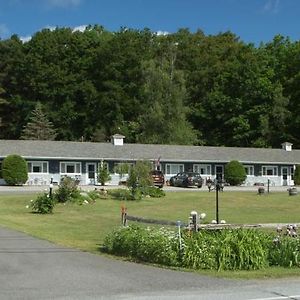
[0,190,299,278]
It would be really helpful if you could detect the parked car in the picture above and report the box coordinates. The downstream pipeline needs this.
[169,172,203,188]
[150,170,165,188]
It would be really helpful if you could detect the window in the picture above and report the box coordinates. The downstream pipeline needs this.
[28,161,48,173]
[60,162,81,174]
[244,165,254,176]
[193,164,211,175]
[262,166,278,176]
[166,164,184,175]
[291,166,295,180]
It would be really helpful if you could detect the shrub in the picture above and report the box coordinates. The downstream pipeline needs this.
[54,176,80,203]
[97,162,111,186]
[108,188,133,200]
[102,225,180,266]
[2,154,28,185]
[268,236,300,267]
[127,161,152,191]
[102,226,276,271]
[142,186,166,198]
[224,160,247,186]
[30,193,55,214]
[294,165,300,185]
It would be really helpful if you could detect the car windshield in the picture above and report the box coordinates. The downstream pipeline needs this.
[187,172,201,177]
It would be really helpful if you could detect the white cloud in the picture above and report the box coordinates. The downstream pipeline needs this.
[46,0,82,8]
[72,25,87,32]
[19,24,87,43]
[262,0,280,14]
[156,31,169,36]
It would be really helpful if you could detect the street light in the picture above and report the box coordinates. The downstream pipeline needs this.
[49,177,53,199]
[215,181,220,224]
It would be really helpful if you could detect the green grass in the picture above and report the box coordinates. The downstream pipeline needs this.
[0,190,299,278]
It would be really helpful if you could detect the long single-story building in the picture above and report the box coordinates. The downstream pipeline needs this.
[0,135,300,186]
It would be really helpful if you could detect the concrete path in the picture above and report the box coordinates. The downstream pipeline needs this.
[0,226,300,300]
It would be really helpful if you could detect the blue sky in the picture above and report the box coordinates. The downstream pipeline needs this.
[0,0,299,44]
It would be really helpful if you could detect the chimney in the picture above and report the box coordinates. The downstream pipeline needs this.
[111,134,125,146]
[281,142,293,151]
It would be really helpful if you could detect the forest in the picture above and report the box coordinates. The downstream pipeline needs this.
[0,25,299,148]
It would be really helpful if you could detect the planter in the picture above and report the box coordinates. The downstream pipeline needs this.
[288,187,298,196]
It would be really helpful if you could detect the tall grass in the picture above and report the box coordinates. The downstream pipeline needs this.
[102,225,300,271]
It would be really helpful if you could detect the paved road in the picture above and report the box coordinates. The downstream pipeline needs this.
[0,227,300,300]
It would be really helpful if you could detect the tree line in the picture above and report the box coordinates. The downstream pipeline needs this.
[0,25,300,148]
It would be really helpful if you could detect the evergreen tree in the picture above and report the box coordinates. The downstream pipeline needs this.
[21,102,57,140]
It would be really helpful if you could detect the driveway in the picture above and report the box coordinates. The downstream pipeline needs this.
[0,227,300,300]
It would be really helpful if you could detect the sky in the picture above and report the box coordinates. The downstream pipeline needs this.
[0,0,299,44]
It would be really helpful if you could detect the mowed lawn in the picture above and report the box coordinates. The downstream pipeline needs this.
[0,190,299,253]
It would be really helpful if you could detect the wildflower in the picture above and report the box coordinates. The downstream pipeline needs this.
[200,213,206,219]
[25,205,29,209]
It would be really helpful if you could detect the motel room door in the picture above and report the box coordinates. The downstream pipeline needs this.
[215,165,224,182]
[86,163,97,185]
[281,166,289,186]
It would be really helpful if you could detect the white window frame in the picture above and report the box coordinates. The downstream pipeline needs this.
[60,162,81,175]
[193,164,211,175]
[165,164,184,175]
[244,165,254,176]
[28,161,49,174]
[262,165,278,177]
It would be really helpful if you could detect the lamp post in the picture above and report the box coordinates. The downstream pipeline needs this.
[49,177,53,199]
[267,178,270,194]
[215,181,220,224]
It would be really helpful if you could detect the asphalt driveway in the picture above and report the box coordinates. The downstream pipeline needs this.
[0,226,300,300]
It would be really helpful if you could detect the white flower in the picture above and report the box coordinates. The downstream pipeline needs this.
[25,205,29,209]
[211,220,217,224]
[83,200,89,205]
[200,213,206,220]
[30,199,34,202]
[220,220,226,224]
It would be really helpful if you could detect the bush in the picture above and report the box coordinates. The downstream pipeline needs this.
[54,177,80,203]
[102,225,180,266]
[142,186,166,198]
[2,154,28,185]
[97,162,111,186]
[30,193,55,214]
[294,165,300,185]
[103,226,289,271]
[268,236,300,267]
[224,160,247,186]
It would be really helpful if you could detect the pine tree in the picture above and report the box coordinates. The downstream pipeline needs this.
[21,102,57,140]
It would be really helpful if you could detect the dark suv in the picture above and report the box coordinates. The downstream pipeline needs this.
[169,172,203,188]
[150,170,165,188]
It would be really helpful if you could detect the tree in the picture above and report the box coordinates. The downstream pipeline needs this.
[2,154,28,185]
[127,161,152,199]
[97,161,111,186]
[21,102,57,140]
[137,59,198,145]
[224,160,247,186]
[294,165,300,186]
